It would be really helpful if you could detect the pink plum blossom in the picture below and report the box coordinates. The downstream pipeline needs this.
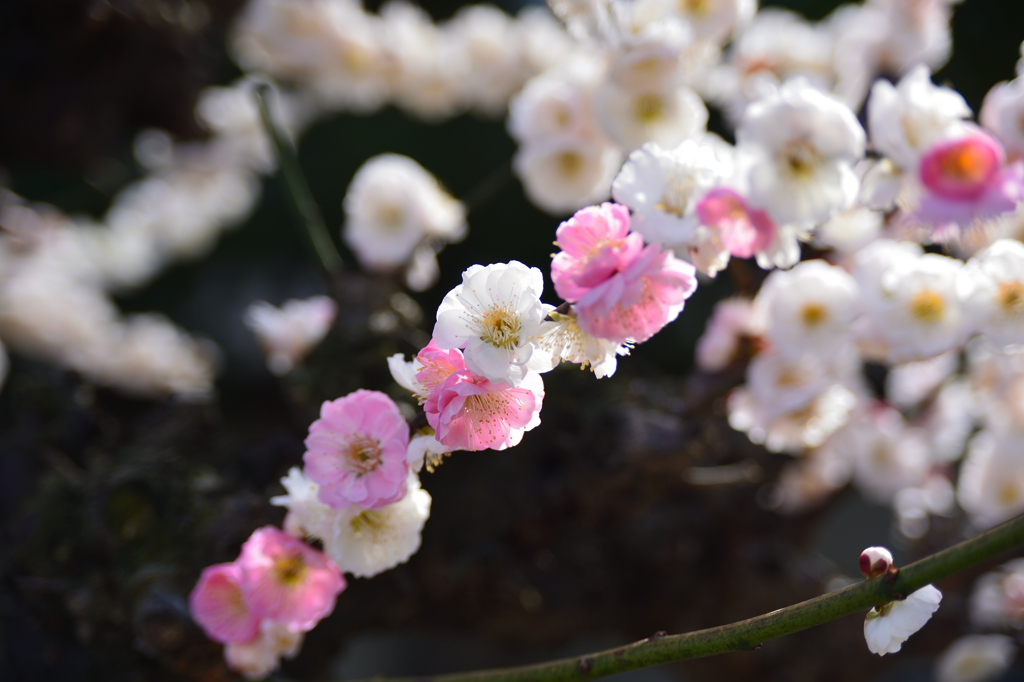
[573,244,698,346]
[916,132,1024,235]
[189,562,261,644]
[423,357,544,451]
[695,188,776,259]
[236,526,346,632]
[551,203,643,302]
[303,389,410,510]
[416,340,467,396]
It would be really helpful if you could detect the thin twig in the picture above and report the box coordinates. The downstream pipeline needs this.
[255,83,343,275]
[327,513,1024,682]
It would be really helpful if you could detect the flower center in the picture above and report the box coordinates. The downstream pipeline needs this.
[800,302,828,327]
[680,0,712,16]
[633,93,665,124]
[782,140,819,179]
[344,435,383,475]
[350,509,388,537]
[909,289,946,323]
[655,173,696,217]
[938,141,994,184]
[340,42,371,72]
[1000,481,1020,506]
[480,307,521,349]
[376,204,406,230]
[557,151,583,178]
[273,553,308,587]
[998,281,1024,315]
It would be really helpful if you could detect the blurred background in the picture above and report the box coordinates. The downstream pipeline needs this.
[2,0,1024,680]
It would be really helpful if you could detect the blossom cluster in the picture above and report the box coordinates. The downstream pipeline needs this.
[152,0,1024,676]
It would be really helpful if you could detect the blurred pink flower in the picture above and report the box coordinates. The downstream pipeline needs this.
[236,526,346,632]
[416,340,467,395]
[551,203,643,302]
[695,188,777,259]
[424,360,544,451]
[189,562,261,644]
[574,244,697,345]
[303,389,410,510]
[917,132,1024,234]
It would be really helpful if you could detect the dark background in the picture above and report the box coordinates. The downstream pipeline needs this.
[2,1,1024,680]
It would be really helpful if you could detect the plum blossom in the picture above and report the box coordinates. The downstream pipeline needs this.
[969,558,1024,629]
[224,619,304,681]
[915,132,1024,238]
[424,359,545,452]
[535,310,631,379]
[957,428,1024,528]
[551,204,697,345]
[236,526,346,632]
[737,78,866,226]
[343,154,466,273]
[753,259,860,360]
[854,247,966,363]
[611,140,732,253]
[981,76,1024,161]
[959,239,1024,348]
[514,135,622,215]
[433,261,555,386]
[864,584,942,656]
[695,297,762,372]
[867,66,972,174]
[323,473,432,578]
[244,295,336,376]
[303,390,411,510]
[936,635,1017,682]
[551,203,641,302]
[189,563,262,644]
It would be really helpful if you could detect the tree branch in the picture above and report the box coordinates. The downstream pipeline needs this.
[255,83,343,276]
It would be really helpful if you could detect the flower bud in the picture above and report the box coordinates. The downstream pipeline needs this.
[860,546,894,579]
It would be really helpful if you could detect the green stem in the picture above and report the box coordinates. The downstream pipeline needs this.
[335,514,1024,682]
[255,84,343,275]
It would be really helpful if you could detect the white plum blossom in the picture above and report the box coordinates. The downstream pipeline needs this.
[593,80,708,151]
[864,584,943,656]
[433,261,555,386]
[325,474,432,578]
[867,65,972,173]
[695,296,761,372]
[611,139,732,251]
[535,310,631,379]
[936,635,1017,682]
[507,56,606,143]
[753,259,860,360]
[958,239,1024,349]
[884,350,958,410]
[513,135,622,215]
[244,296,336,376]
[981,76,1024,161]
[703,9,834,123]
[737,78,866,226]
[727,350,860,453]
[272,468,432,579]
[343,154,466,272]
[970,558,1024,630]
[224,619,304,681]
[958,428,1024,528]
[856,248,966,363]
[406,432,453,473]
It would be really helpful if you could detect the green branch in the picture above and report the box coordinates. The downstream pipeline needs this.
[333,514,1024,682]
[255,83,343,275]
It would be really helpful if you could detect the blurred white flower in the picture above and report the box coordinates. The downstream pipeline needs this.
[224,620,304,680]
[738,79,865,226]
[958,427,1024,528]
[514,135,622,215]
[611,139,731,251]
[867,65,971,173]
[244,296,337,376]
[936,635,1017,682]
[981,76,1024,161]
[343,154,466,271]
[959,239,1024,349]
